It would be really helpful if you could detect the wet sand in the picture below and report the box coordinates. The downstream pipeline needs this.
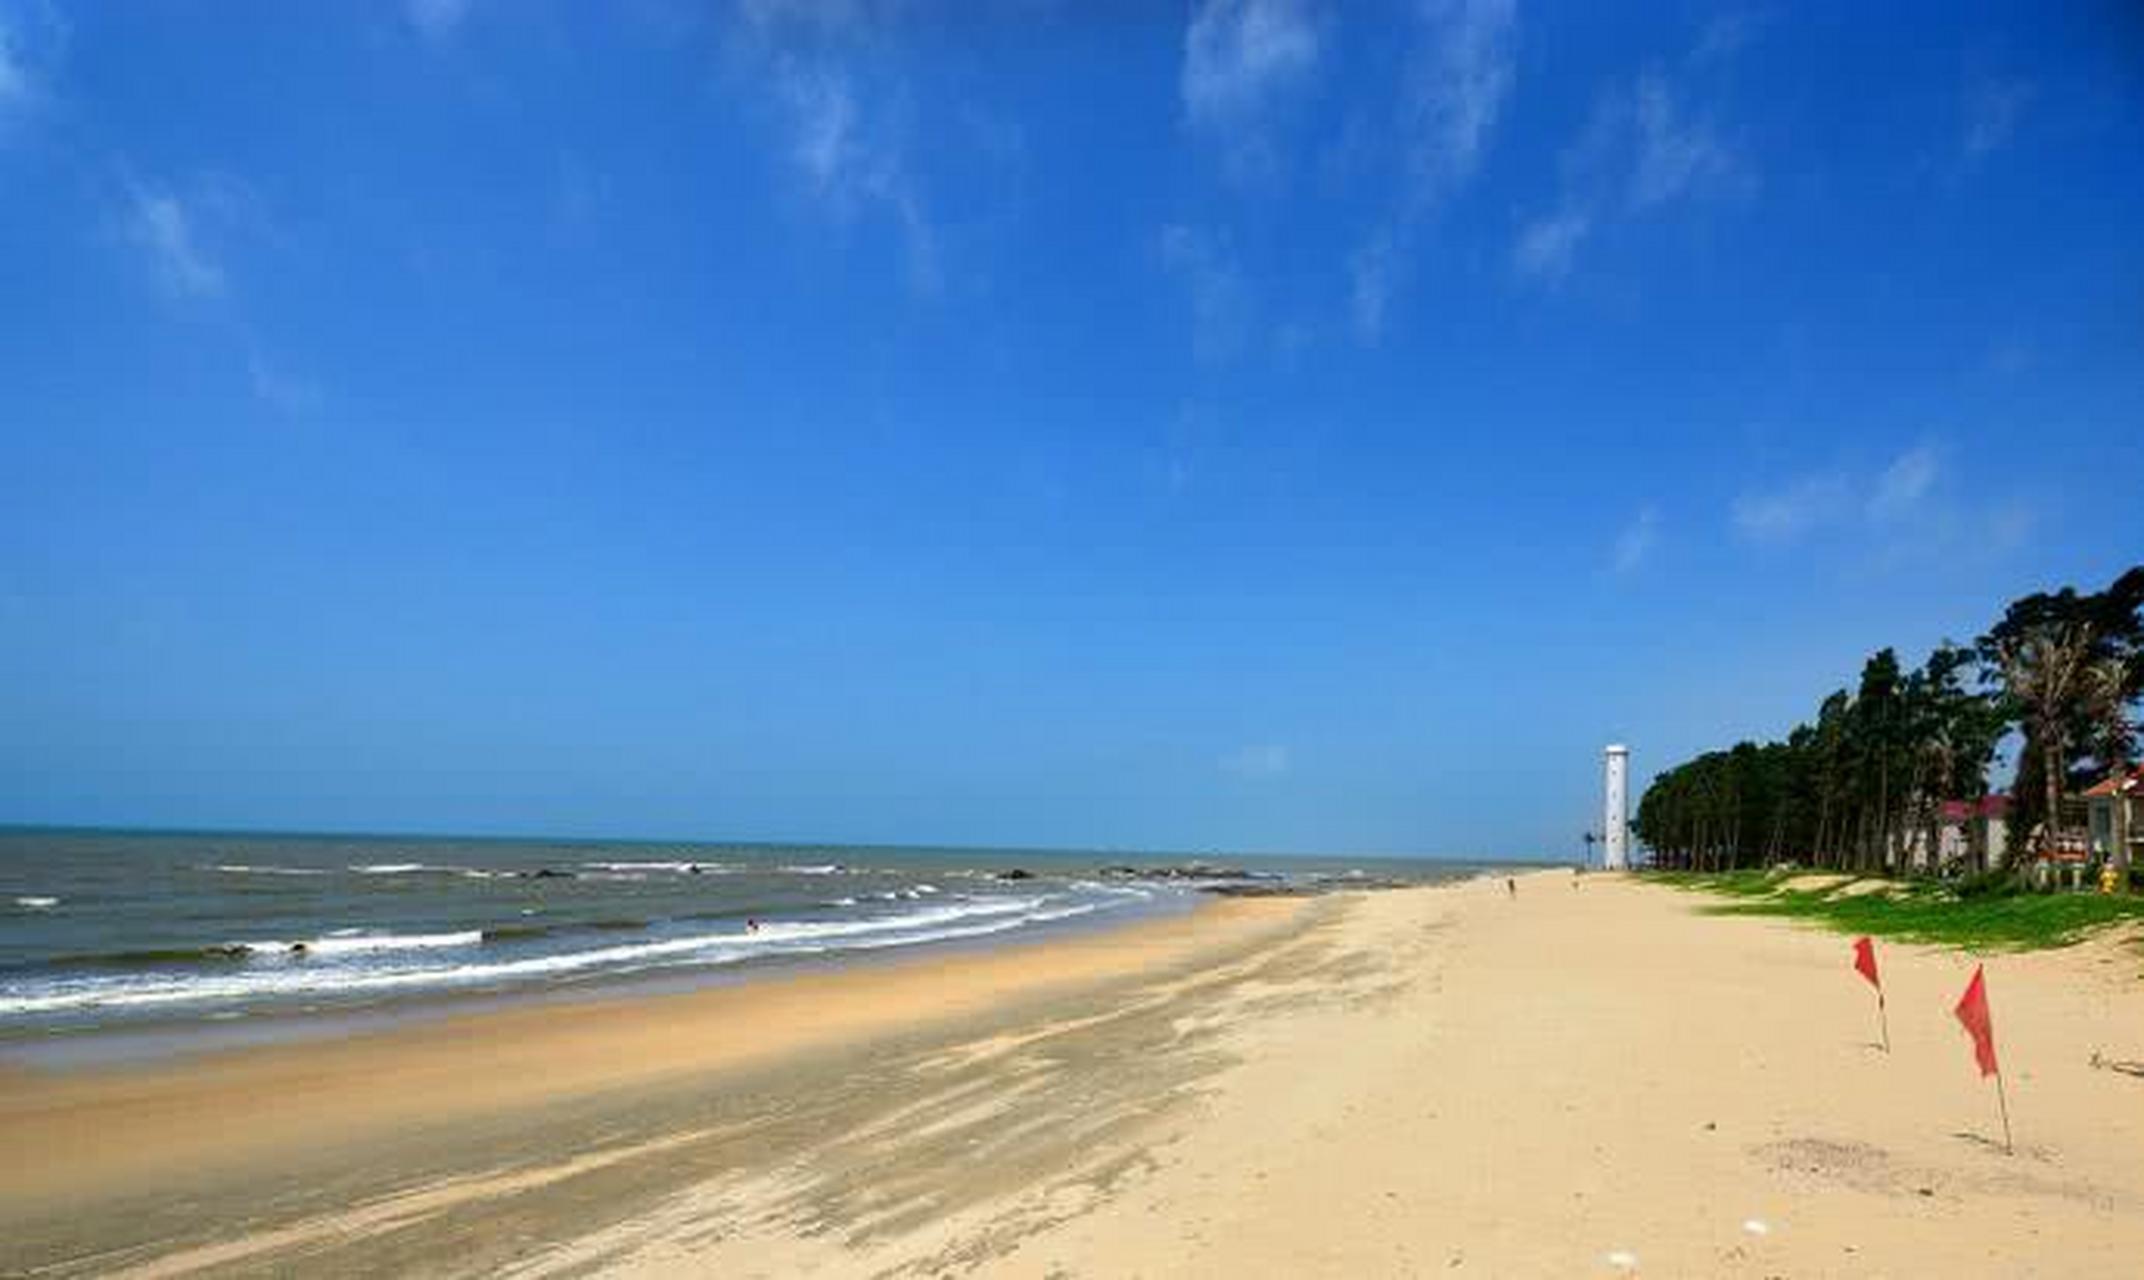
[5,873,2143,1276]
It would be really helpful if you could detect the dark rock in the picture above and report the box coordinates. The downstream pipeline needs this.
[1202,882,1314,898]
[996,868,1035,881]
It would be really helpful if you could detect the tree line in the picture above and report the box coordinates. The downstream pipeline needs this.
[1634,567,2143,878]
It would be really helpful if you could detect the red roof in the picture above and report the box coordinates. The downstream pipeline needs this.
[1938,794,2010,822]
[2083,765,2144,799]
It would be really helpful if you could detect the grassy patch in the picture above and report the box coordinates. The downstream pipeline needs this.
[1649,869,2144,950]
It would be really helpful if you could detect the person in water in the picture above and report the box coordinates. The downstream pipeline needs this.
[746,917,760,933]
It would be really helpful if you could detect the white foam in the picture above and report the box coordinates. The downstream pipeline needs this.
[297,931,484,956]
[581,861,733,874]
[211,864,328,876]
[781,864,845,875]
[348,863,435,874]
[0,894,1089,1016]
[15,896,58,909]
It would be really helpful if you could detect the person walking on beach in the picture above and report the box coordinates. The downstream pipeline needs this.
[1506,877,1517,898]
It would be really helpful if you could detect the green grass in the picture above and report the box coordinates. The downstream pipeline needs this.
[1649,869,2144,951]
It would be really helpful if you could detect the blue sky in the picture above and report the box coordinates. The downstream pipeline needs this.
[1,1,2139,857]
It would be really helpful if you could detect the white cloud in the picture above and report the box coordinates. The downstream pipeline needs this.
[731,9,941,294]
[247,350,323,416]
[1182,0,1319,126]
[1731,474,1849,545]
[125,185,224,299]
[1513,30,1750,285]
[1868,444,1938,521]
[1733,445,1947,546]
[1626,71,1736,209]
[0,18,26,105]
[1398,0,1517,203]
[1221,743,1291,778]
[0,1,67,126]
[118,173,319,416]
[1963,78,2031,158]
[776,57,860,195]
[1611,504,1659,574]
[1348,229,1402,343]
[405,0,471,42]
[1511,207,1589,281]
[1345,0,1516,341]
[1160,223,1251,363]
[1690,10,1760,67]
[738,0,870,36]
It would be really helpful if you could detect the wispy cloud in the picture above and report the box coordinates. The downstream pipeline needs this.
[1398,0,1518,205]
[1733,444,1944,546]
[1690,9,1762,68]
[1624,71,1738,209]
[1731,473,1849,544]
[1348,228,1401,343]
[1513,30,1752,284]
[1221,743,1291,779]
[1962,77,2031,159]
[405,0,472,43]
[729,3,941,294]
[1868,444,1939,521]
[246,350,323,416]
[1160,223,1251,364]
[0,17,27,106]
[124,184,225,299]
[1348,0,1517,341]
[1181,0,1320,128]
[1510,208,1590,282]
[0,0,67,130]
[119,173,323,416]
[1611,504,1660,574]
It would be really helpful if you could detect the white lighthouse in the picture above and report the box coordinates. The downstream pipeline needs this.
[1603,744,1630,870]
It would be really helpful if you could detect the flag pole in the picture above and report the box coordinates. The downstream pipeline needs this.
[1876,989,1890,1053]
[1994,1068,2014,1155]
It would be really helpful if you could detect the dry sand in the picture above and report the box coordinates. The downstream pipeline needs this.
[5,872,2142,1277]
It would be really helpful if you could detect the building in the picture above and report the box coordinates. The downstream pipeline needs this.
[1934,794,2010,869]
[2084,764,2144,871]
[1603,744,1629,870]
[1900,794,2011,871]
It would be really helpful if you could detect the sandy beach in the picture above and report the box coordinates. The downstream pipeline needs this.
[5,872,2142,1277]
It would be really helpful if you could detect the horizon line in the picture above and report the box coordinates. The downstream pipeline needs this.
[0,819,1547,865]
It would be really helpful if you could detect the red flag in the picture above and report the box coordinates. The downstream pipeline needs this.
[1852,936,1881,990]
[1954,965,1999,1078]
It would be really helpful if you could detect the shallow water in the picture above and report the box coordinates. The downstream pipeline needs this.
[0,829,1481,1039]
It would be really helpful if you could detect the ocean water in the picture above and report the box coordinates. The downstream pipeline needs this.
[0,829,1479,1041]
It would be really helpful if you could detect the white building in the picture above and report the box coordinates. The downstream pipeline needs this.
[1603,744,1629,870]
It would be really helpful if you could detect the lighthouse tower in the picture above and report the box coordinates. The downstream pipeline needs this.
[1603,744,1630,870]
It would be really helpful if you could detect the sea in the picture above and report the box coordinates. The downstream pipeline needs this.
[0,828,1486,1052]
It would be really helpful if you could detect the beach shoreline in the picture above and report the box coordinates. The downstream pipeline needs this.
[6,872,2142,1277]
[0,892,1317,1257]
